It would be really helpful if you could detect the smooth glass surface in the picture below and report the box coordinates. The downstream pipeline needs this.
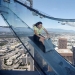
[0,0,75,75]
[1,0,74,63]
[0,1,54,75]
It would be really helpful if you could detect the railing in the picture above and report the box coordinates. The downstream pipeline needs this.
[14,0,75,22]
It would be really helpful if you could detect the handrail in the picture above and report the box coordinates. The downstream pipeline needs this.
[14,0,75,22]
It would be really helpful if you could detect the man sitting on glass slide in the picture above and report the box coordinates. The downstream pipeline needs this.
[33,22,50,45]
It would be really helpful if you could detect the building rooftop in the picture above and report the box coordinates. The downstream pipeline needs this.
[56,49,73,56]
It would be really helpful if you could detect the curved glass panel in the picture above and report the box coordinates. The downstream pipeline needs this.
[0,0,75,75]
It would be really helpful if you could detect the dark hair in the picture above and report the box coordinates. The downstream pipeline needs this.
[33,22,42,27]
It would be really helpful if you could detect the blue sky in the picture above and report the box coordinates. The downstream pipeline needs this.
[1,0,75,31]
[33,0,75,30]
[33,0,75,19]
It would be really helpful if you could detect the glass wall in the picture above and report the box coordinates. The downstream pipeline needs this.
[1,0,74,64]
[0,1,1,5]
[0,0,75,75]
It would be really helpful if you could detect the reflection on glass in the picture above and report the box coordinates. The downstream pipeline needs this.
[0,0,75,75]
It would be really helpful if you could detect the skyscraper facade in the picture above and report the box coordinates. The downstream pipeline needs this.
[58,38,67,49]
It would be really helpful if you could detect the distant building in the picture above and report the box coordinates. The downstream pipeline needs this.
[6,59,13,66]
[58,38,67,49]
[72,46,75,65]
[22,58,26,64]
[0,59,2,69]
[48,49,73,71]
[56,49,73,63]
[20,49,25,54]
